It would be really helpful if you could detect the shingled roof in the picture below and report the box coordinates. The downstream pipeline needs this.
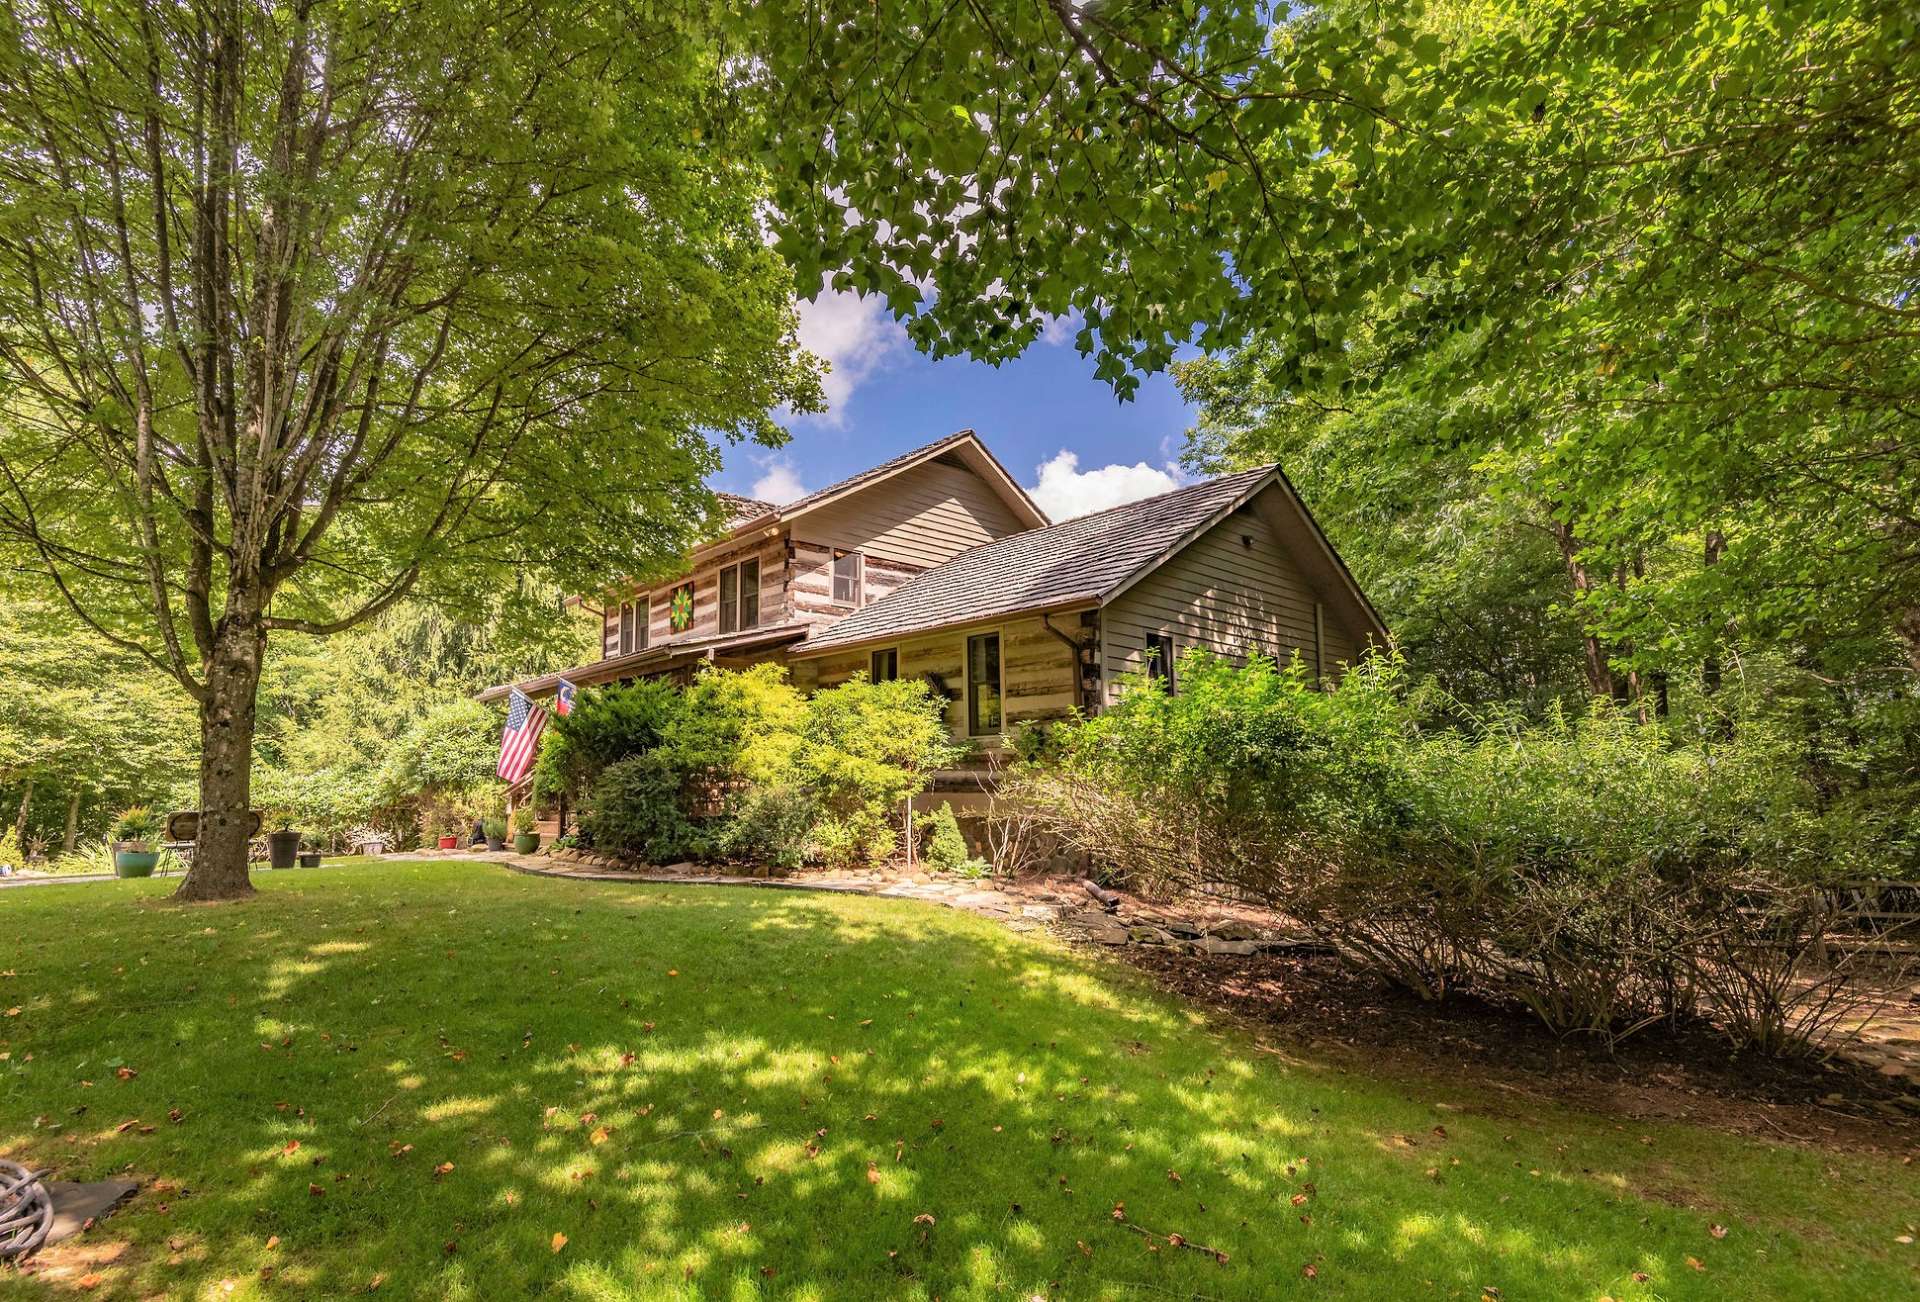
[794,465,1283,654]
[715,492,777,528]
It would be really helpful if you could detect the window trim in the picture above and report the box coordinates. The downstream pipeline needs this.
[965,630,1003,738]
[831,548,864,607]
[1145,631,1176,691]
[870,646,899,683]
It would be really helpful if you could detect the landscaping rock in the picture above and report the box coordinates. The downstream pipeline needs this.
[1128,926,1170,945]
[1204,918,1260,942]
[1197,937,1260,957]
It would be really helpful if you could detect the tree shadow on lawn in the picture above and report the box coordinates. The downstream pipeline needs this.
[1,862,1914,1299]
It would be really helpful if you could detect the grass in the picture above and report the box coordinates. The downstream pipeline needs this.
[1,860,1915,1300]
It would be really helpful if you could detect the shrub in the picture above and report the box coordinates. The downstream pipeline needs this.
[0,825,21,869]
[922,803,970,871]
[533,679,683,806]
[111,805,165,843]
[583,752,695,862]
[793,675,963,866]
[1019,648,1915,1053]
[713,783,821,870]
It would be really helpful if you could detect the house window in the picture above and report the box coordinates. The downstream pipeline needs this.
[871,647,898,682]
[719,557,760,634]
[832,549,862,605]
[618,602,636,656]
[967,632,1001,736]
[635,597,648,651]
[1145,632,1176,691]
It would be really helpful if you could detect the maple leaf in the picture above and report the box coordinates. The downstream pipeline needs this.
[590,1126,611,1145]
[551,1231,569,1253]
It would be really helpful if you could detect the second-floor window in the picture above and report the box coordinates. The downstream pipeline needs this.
[832,549,862,605]
[719,557,760,634]
[618,601,637,655]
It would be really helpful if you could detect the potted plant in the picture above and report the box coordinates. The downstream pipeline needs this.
[297,837,322,869]
[437,821,460,851]
[265,814,302,870]
[482,817,507,852]
[111,806,164,878]
[512,807,541,855]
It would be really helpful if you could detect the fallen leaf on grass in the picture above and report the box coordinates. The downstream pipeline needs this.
[550,1232,568,1253]
[434,1162,454,1177]
[308,1184,324,1197]
[1709,1224,1727,1239]
[867,1163,881,1184]
[113,1118,140,1134]
[1686,1257,1706,1271]
[282,1140,300,1156]
[1302,1263,1318,1279]
[590,1126,611,1146]
[265,1236,280,1250]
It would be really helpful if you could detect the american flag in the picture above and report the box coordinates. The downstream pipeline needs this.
[497,688,547,782]
[555,678,577,717]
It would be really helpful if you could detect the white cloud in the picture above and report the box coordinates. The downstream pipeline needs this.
[749,459,807,504]
[1028,450,1184,522]
[1038,311,1082,347]
[793,290,908,427]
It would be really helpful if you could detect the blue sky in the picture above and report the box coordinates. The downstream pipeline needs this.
[711,291,1201,522]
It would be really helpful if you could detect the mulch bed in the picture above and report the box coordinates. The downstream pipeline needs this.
[1108,941,1920,1158]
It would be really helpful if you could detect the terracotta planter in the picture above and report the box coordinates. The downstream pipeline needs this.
[437,835,458,850]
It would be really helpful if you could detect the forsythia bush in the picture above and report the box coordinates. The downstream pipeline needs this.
[573,666,958,867]
[1010,649,1913,1055]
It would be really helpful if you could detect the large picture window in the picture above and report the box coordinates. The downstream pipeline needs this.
[832,549,862,605]
[719,557,760,634]
[967,632,1001,736]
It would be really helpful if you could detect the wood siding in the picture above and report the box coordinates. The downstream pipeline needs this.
[788,541,926,629]
[795,615,1077,743]
[1100,489,1368,697]
[796,456,1027,569]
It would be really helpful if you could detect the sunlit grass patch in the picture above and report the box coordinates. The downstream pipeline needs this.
[0,860,1913,1299]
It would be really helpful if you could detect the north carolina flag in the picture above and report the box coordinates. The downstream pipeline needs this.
[555,678,578,717]
[497,688,547,783]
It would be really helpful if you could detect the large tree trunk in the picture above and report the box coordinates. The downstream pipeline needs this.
[63,791,79,854]
[175,612,267,902]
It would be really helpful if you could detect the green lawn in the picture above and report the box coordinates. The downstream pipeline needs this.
[1,862,1914,1299]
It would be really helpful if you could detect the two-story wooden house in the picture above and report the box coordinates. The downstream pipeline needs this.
[482,430,1386,752]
